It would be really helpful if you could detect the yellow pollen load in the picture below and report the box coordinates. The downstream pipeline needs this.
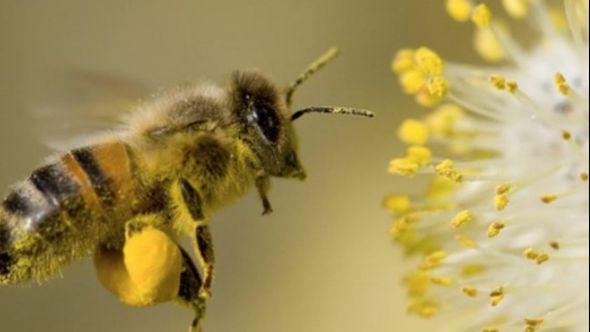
[430,275,453,286]
[502,0,530,19]
[407,146,432,166]
[490,286,505,306]
[554,72,571,95]
[472,4,492,28]
[540,194,558,204]
[474,27,506,62]
[462,285,478,297]
[435,159,463,182]
[445,0,473,22]
[487,221,506,238]
[451,210,473,228]
[388,158,420,177]
[456,234,477,248]
[523,248,550,264]
[383,194,412,215]
[398,119,430,145]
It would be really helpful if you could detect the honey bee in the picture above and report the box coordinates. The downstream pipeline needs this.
[0,48,373,331]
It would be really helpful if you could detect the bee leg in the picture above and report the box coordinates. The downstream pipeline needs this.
[256,176,273,215]
[193,224,215,299]
[177,246,207,332]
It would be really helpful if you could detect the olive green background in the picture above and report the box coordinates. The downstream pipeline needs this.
[0,1,474,331]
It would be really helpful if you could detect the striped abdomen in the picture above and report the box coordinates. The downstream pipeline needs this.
[0,140,138,284]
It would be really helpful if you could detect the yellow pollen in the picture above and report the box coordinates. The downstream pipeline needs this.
[472,4,492,28]
[407,300,439,318]
[421,250,447,270]
[392,49,415,74]
[523,248,550,264]
[554,72,571,95]
[490,286,505,306]
[462,285,478,297]
[525,318,544,331]
[487,221,506,238]
[494,194,509,211]
[581,172,589,181]
[389,158,420,177]
[427,76,449,97]
[414,47,444,76]
[562,130,572,140]
[400,70,426,94]
[406,146,432,166]
[481,328,499,332]
[495,183,512,195]
[474,28,505,62]
[490,75,507,90]
[426,103,464,137]
[549,241,560,250]
[445,0,473,22]
[415,89,443,107]
[540,194,558,204]
[430,276,453,286]
[506,80,519,93]
[502,0,530,18]
[435,159,463,182]
[398,119,430,145]
[462,264,486,277]
[383,194,412,215]
[451,210,473,228]
[456,234,477,248]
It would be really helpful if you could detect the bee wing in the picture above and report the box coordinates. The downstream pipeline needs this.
[31,70,150,151]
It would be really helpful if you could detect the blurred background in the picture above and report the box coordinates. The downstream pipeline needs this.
[0,1,477,331]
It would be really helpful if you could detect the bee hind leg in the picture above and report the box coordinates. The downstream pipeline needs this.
[177,246,207,332]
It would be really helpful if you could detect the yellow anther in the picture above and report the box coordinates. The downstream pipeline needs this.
[435,159,463,182]
[392,49,416,74]
[474,28,505,62]
[427,76,449,97]
[549,241,560,250]
[462,264,486,277]
[540,194,558,204]
[427,176,457,200]
[421,250,447,270]
[472,4,492,28]
[481,328,499,332]
[407,146,432,166]
[415,89,443,107]
[506,80,519,93]
[404,270,430,297]
[446,0,473,22]
[400,70,426,94]
[426,103,464,137]
[383,194,412,214]
[430,276,453,286]
[554,72,571,95]
[462,285,478,297]
[523,248,550,264]
[388,158,420,177]
[490,75,507,90]
[502,0,530,18]
[525,317,544,331]
[495,183,512,195]
[494,194,509,210]
[581,172,589,181]
[407,300,439,318]
[456,234,477,248]
[487,221,506,238]
[414,47,444,76]
[490,286,505,306]
[398,119,430,145]
[536,253,549,264]
[562,130,572,140]
[451,210,473,228]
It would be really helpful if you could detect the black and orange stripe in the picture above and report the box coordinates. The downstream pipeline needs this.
[0,140,139,282]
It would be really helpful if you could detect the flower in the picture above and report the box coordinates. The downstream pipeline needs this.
[386,1,589,331]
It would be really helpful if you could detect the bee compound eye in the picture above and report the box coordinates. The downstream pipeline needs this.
[252,103,280,143]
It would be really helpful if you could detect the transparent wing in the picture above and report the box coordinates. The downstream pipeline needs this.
[31,70,150,151]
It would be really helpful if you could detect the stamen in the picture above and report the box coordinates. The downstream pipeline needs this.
[487,221,506,238]
[451,210,473,228]
[490,286,505,306]
[462,285,478,297]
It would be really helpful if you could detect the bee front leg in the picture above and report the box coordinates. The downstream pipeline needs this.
[178,178,215,299]
[256,175,273,215]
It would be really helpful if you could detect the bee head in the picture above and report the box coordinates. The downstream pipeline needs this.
[230,48,373,181]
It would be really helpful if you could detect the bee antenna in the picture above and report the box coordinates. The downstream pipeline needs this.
[285,47,340,107]
[290,106,375,121]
